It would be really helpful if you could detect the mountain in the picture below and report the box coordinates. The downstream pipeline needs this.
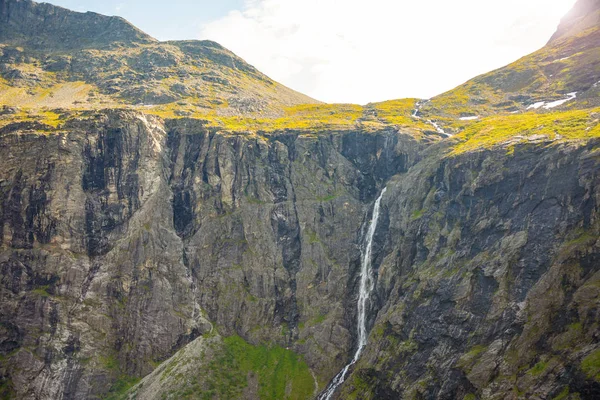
[0,0,599,399]
[0,0,317,123]
[418,2,600,127]
[549,0,600,43]
[0,0,155,50]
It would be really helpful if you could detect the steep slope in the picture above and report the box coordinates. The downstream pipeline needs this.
[418,0,600,133]
[549,0,600,43]
[339,137,600,399]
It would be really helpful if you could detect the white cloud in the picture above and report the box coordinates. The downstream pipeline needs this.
[200,0,577,104]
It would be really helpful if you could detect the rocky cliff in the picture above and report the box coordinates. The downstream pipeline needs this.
[0,0,599,399]
[1,111,599,400]
[342,137,600,399]
[0,112,423,398]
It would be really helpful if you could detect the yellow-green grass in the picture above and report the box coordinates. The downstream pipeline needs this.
[426,26,600,119]
[370,98,432,130]
[147,100,434,134]
[0,108,70,129]
[450,107,600,155]
[0,81,108,109]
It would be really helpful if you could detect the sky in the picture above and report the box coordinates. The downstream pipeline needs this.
[43,0,578,104]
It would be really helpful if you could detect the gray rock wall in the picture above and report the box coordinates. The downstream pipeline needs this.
[0,111,598,399]
[0,111,422,398]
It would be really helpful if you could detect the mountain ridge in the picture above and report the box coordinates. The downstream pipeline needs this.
[549,0,600,43]
[0,0,156,50]
[0,0,320,123]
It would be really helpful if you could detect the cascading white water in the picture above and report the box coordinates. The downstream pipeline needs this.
[411,99,451,137]
[319,188,387,400]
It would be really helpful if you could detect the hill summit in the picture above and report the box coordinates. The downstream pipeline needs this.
[0,0,155,50]
[0,0,318,122]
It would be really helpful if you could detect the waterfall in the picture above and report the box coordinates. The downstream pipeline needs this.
[318,188,387,400]
[411,99,452,137]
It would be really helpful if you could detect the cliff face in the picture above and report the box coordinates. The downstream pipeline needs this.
[0,112,422,398]
[342,138,600,399]
[0,112,203,398]
[1,110,598,400]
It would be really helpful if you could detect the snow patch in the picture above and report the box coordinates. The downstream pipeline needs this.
[543,92,577,109]
[459,116,479,121]
[527,102,546,110]
[526,92,577,110]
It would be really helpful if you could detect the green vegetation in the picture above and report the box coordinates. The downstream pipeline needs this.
[563,230,597,248]
[307,314,326,326]
[31,285,51,297]
[458,345,488,372]
[198,335,314,400]
[0,377,14,400]
[316,194,338,202]
[98,353,141,400]
[528,361,548,376]
[104,376,141,400]
[428,84,476,117]
[0,107,67,130]
[553,322,584,351]
[581,349,600,382]
[464,394,477,400]
[450,107,600,155]
[369,98,431,130]
[307,230,320,244]
[553,386,570,400]
[411,209,425,220]
[346,374,373,400]
[465,345,487,358]
[147,98,435,138]
[148,102,364,133]
[397,340,419,353]
[100,354,119,371]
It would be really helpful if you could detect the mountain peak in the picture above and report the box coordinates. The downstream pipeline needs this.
[0,0,318,120]
[548,0,600,43]
[0,0,156,50]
